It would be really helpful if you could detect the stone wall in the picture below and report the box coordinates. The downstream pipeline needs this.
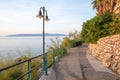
[89,34,120,75]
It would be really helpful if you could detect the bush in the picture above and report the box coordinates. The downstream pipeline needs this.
[68,30,83,47]
[81,13,120,43]
[0,67,22,80]
[61,37,70,49]
[0,54,23,80]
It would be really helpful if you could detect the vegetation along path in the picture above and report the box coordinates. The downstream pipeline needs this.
[55,44,120,80]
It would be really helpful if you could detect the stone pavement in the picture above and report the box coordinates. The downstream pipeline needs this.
[40,44,120,80]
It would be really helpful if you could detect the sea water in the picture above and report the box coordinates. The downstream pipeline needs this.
[0,36,64,59]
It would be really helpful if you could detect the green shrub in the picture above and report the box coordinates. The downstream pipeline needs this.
[61,37,70,49]
[81,13,120,43]
[0,67,22,80]
[0,54,23,80]
[68,30,82,47]
[0,52,42,80]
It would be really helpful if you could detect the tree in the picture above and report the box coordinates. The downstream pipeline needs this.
[81,13,120,43]
[92,0,117,14]
[114,0,120,14]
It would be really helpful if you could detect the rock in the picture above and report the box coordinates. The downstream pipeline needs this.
[111,62,117,71]
[117,63,120,69]
[115,56,119,60]
[102,59,111,68]
[117,69,120,75]
[116,52,120,55]
[92,53,97,57]
[105,53,113,60]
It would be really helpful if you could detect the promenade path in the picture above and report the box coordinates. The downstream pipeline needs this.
[55,44,120,80]
[40,44,120,80]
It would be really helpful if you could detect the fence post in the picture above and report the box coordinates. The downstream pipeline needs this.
[28,60,31,80]
[58,48,60,61]
[42,55,45,72]
[45,53,48,76]
[61,47,63,57]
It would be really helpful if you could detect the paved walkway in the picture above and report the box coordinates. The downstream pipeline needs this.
[55,44,120,80]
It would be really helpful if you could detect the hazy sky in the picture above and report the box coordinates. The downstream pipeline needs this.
[0,0,96,36]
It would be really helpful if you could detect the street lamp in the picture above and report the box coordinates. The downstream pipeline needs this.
[36,6,50,76]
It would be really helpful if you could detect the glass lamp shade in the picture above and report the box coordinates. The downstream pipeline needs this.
[36,15,43,18]
[36,11,43,18]
[45,15,50,21]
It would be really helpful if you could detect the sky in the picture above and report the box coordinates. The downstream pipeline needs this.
[0,0,96,36]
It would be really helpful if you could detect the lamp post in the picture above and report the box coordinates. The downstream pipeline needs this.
[36,6,50,76]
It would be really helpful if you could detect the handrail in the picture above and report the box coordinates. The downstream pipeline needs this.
[0,53,46,80]
[16,64,42,80]
[0,54,43,72]
[0,48,63,80]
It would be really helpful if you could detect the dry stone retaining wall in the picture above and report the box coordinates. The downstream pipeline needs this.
[89,34,120,75]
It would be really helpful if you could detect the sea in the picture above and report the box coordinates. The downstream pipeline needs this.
[0,36,65,59]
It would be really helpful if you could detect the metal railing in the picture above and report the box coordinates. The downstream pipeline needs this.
[0,48,63,80]
[0,53,44,80]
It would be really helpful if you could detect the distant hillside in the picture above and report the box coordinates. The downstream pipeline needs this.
[6,33,66,37]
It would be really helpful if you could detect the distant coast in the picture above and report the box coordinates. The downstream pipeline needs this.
[6,33,66,37]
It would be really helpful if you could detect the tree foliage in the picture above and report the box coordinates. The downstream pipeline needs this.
[81,13,120,43]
